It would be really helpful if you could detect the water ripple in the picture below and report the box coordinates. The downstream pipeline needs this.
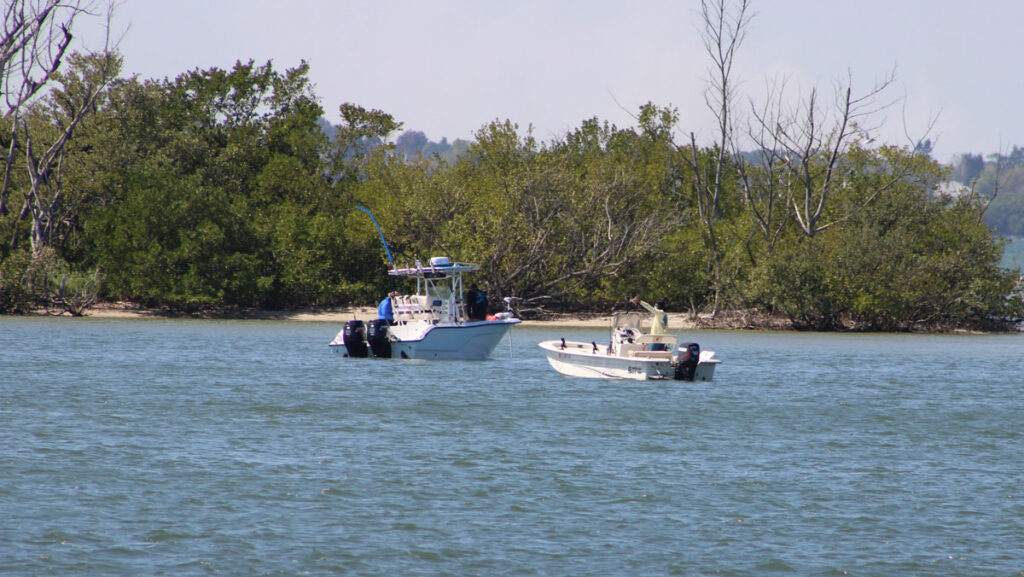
[1,319,1022,575]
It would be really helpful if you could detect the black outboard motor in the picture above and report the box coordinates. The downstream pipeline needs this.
[366,318,392,358]
[343,320,369,358]
[674,342,701,381]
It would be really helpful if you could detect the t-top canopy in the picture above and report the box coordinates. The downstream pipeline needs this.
[388,258,480,277]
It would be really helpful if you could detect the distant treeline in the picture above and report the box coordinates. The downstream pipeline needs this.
[948,147,1024,236]
[359,131,1024,240]
[1,59,1022,330]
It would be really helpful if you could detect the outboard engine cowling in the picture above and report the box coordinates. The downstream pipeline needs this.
[343,320,369,358]
[674,342,701,381]
[366,318,392,358]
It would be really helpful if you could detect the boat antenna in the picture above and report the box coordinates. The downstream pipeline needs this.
[356,206,394,264]
[503,296,517,359]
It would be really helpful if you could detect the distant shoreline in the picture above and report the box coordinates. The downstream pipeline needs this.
[22,302,787,330]
[17,302,1015,333]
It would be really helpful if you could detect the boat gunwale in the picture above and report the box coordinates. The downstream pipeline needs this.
[538,338,676,366]
[538,338,721,364]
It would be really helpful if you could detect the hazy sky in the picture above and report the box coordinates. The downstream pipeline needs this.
[79,1,1024,161]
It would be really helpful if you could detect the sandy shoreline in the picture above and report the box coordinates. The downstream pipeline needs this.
[64,303,724,330]
[25,302,1013,333]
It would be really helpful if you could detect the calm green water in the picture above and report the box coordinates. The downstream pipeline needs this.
[1,317,1022,576]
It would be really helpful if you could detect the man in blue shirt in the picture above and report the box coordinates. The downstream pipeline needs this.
[378,292,396,324]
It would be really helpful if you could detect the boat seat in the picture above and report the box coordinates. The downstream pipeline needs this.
[397,295,429,310]
[394,295,433,322]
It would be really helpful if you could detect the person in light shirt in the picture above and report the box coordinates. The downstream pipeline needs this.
[630,297,667,335]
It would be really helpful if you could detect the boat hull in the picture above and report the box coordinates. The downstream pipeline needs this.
[539,339,719,381]
[332,319,520,360]
[392,319,520,360]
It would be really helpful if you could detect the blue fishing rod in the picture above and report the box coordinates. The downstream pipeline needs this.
[356,206,394,264]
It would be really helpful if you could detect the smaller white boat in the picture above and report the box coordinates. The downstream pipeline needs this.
[538,311,721,381]
[330,256,520,360]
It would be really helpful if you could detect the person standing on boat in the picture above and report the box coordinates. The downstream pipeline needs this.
[467,284,487,320]
[630,297,667,335]
[378,292,396,324]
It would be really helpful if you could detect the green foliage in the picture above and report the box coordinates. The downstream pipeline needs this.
[0,250,34,313]
[622,226,711,311]
[1,52,1019,331]
[0,247,101,315]
[743,149,1019,330]
[947,148,1024,236]
[72,60,374,310]
[352,117,690,312]
[980,163,1024,236]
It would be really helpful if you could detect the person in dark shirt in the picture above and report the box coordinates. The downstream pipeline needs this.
[466,284,488,320]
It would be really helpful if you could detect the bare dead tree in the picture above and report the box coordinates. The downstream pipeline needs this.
[1,0,82,220]
[739,76,791,249]
[684,0,754,315]
[0,0,119,254]
[751,69,902,237]
[689,0,752,255]
[0,0,81,114]
[20,49,119,253]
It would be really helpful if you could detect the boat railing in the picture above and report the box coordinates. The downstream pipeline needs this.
[393,294,434,323]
